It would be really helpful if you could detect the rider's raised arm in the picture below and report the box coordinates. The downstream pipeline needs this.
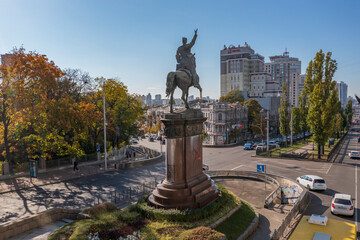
[188,30,198,48]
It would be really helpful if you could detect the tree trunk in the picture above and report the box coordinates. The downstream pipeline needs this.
[318,145,321,159]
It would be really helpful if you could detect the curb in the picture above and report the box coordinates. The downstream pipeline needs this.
[237,212,260,240]
[203,143,241,148]
[207,202,242,229]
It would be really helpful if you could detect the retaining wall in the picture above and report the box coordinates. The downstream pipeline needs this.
[206,170,309,240]
[0,208,80,240]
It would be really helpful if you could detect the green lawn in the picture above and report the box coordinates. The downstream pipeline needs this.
[215,200,255,240]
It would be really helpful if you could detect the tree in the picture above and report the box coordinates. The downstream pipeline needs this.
[298,92,309,142]
[291,107,301,136]
[219,90,244,103]
[0,48,65,169]
[243,99,261,133]
[345,100,353,127]
[279,82,290,146]
[306,50,338,158]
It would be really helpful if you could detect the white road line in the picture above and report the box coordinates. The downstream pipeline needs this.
[355,165,358,231]
[231,165,244,170]
[326,163,333,174]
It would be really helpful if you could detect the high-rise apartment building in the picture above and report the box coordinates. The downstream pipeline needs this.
[220,43,264,96]
[336,81,348,109]
[265,50,301,106]
[146,93,152,106]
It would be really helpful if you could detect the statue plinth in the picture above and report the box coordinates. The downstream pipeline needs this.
[149,109,218,209]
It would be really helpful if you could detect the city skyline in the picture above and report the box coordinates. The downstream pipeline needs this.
[1,0,359,99]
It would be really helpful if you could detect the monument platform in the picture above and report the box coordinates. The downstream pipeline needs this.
[149,109,218,209]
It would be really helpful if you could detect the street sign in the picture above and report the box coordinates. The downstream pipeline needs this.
[257,164,265,173]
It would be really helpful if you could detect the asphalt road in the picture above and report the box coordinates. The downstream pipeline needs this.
[1,133,359,234]
[138,134,360,231]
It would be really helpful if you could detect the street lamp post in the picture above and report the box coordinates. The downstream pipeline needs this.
[266,110,269,154]
[103,80,107,171]
[227,128,230,144]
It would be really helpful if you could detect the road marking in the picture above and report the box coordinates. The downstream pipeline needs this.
[325,163,333,174]
[355,165,358,231]
[231,165,244,170]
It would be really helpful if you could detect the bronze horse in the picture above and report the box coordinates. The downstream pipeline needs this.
[165,71,202,113]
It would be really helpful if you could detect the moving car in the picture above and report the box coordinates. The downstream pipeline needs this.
[130,138,138,144]
[148,137,155,142]
[331,194,354,217]
[349,151,360,159]
[296,175,327,190]
[243,142,254,150]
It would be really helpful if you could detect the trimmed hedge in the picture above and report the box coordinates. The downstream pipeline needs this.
[136,185,239,222]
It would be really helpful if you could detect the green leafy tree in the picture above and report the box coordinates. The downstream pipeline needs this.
[219,89,244,103]
[298,92,309,142]
[243,99,261,133]
[345,100,353,127]
[306,50,338,158]
[279,82,290,146]
[291,107,301,136]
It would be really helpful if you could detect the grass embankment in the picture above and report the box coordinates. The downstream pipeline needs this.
[215,200,255,240]
[258,133,345,160]
[49,185,256,240]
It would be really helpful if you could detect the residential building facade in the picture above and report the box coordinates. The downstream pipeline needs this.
[195,102,248,145]
[265,50,301,106]
[220,43,264,96]
[336,81,348,109]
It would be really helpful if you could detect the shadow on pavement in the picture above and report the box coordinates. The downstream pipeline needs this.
[249,214,271,240]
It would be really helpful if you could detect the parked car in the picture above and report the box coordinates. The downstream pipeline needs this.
[130,138,138,144]
[296,175,327,190]
[202,164,209,171]
[148,137,155,142]
[349,151,360,159]
[156,136,161,140]
[331,194,354,217]
[256,143,267,151]
[243,143,254,150]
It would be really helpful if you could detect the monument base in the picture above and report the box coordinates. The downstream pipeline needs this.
[149,109,219,209]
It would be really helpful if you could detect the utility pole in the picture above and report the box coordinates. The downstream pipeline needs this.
[103,80,107,171]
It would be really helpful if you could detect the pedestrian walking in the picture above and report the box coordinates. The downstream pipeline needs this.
[133,151,136,158]
[73,160,79,171]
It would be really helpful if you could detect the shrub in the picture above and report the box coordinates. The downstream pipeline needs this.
[118,210,142,224]
[136,185,238,222]
[84,203,118,218]
[177,226,225,240]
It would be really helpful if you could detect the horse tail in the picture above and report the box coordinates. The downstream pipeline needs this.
[166,72,175,97]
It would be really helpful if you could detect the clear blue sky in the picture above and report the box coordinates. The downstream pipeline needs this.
[1,0,359,99]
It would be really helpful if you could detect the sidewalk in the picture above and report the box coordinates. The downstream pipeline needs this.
[0,161,115,194]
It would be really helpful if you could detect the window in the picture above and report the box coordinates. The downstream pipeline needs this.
[218,113,223,121]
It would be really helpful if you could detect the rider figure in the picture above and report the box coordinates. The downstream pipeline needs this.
[176,29,200,88]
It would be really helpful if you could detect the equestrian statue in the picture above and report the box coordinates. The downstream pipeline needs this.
[166,29,202,113]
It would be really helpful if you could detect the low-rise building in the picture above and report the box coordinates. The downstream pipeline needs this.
[195,102,248,145]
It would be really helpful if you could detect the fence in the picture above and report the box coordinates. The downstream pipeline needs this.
[2,145,160,176]
[86,180,158,208]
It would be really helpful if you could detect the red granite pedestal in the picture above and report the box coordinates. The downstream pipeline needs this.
[148,109,218,209]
